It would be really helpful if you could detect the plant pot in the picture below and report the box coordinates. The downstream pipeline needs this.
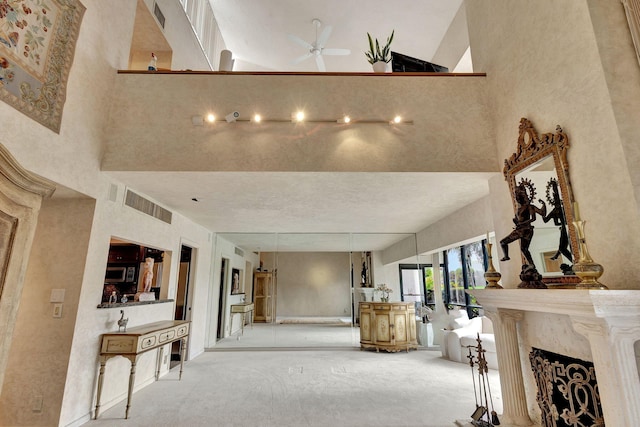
[372,61,388,73]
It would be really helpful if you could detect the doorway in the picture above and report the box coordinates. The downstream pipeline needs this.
[216,258,229,340]
[172,245,193,366]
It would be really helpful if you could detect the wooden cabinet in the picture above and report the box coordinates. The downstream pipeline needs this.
[359,302,418,352]
[107,244,141,263]
[253,272,273,322]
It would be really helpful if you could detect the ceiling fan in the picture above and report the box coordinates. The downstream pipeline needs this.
[287,18,351,72]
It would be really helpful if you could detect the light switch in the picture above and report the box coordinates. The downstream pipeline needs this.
[53,303,63,318]
[50,289,65,303]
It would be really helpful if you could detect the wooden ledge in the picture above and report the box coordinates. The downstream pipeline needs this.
[117,70,487,77]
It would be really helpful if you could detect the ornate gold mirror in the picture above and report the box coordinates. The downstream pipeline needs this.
[501,118,579,288]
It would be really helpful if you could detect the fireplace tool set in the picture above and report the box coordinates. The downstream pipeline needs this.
[466,334,500,427]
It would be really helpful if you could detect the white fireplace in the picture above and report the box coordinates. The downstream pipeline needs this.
[470,289,640,426]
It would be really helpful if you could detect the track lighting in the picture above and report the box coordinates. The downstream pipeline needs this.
[191,112,412,126]
[292,111,305,122]
[225,111,240,122]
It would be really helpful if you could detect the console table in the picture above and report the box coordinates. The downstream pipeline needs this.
[94,320,190,419]
[359,302,418,352]
[230,302,254,339]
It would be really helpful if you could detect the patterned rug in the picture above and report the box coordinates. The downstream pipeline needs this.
[0,0,85,133]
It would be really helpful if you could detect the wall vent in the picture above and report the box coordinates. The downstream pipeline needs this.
[125,190,172,224]
[153,2,166,29]
[234,247,244,257]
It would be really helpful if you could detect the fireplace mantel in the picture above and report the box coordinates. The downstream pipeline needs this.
[470,289,640,426]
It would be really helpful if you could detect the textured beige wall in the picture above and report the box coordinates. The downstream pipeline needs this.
[0,198,95,426]
[467,0,640,289]
[0,1,218,425]
[102,74,495,173]
[269,252,352,318]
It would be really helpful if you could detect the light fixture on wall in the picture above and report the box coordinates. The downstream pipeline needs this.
[292,111,305,122]
[190,112,413,126]
[225,111,240,122]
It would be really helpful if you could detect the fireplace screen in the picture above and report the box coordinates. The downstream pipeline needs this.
[529,348,604,426]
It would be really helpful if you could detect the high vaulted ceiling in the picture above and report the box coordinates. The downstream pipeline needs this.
[209,0,468,73]
[103,1,488,254]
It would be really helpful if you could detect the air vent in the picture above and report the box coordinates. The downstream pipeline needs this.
[234,247,244,257]
[153,2,165,29]
[125,190,172,224]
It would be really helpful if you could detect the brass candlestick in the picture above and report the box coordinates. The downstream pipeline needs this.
[484,241,503,289]
[572,203,607,289]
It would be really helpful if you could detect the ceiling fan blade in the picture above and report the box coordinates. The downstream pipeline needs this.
[315,55,326,72]
[321,48,351,56]
[287,33,313,50]
[316,25,333,48]
[291,52,313,65]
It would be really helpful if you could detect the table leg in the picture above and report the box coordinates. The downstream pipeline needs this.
[179,336,188,380]
[240,313,245,337]
[94,357,107,419]
[125,356,137,419]
[155,346,164,381]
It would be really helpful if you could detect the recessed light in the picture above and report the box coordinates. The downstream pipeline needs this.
[338,115,351,124]
[253,114,262,123]
[206,113,215,123]
[393,116,402,124]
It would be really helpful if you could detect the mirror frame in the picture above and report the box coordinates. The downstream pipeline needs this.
[503,117,579,285]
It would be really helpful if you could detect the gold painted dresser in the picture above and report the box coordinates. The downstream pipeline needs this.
[359,302,418,352]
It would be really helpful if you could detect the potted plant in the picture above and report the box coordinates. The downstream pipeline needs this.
[365,30,394,73]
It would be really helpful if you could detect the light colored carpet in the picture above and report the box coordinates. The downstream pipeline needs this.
[84,324,502,427]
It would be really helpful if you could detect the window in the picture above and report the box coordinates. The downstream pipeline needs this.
[442,239,488,317]
[398,263,444,309]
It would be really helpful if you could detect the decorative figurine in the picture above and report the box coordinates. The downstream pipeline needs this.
[500,179,546,266]
[147,52,157,71]
[118,310,128,332]
[108,291,117,304]
[142,257,154,293]
[542,178,572,263]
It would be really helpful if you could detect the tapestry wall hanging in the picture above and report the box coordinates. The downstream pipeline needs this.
[0,0,85,133]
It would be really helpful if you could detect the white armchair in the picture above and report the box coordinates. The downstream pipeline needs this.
[442,309,498,370]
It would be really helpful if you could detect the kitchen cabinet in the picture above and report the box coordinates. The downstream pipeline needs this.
[359,302,418,352]
[107,244,141,263]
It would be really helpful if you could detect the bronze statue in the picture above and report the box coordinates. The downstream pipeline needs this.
[542,178,572,263]
[500,179,546,266]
